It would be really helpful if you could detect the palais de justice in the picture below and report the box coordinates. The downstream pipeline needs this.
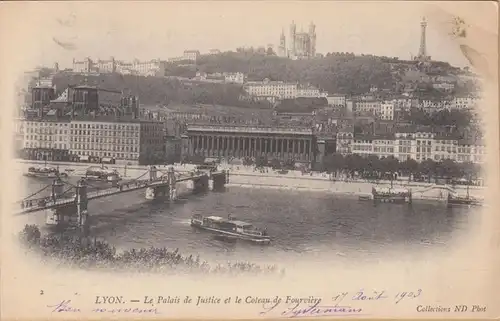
[186,125,318,163]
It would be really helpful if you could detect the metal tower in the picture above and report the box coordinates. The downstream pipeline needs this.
[418,17,428,59]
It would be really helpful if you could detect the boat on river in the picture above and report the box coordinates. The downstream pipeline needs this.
[447,185,483,207]
[372,185,412,204]
[85,166,121,182]
[24,166,67,178]
[191,214,271,245]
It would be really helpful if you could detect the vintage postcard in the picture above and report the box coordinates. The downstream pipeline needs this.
[0,1,498,320]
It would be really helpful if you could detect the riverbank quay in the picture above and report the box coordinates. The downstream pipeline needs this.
[15,159,484,201]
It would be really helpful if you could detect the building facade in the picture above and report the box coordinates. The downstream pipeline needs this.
[326,95,346,107]
[186,124,316,163]
[22,120,71,161]
[379,102,395,120]
[243,79,325,101]
[73,57,166,77]
[346,131,485,164]
[68,118,164,163]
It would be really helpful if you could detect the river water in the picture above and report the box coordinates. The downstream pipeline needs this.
[15,174,480,267]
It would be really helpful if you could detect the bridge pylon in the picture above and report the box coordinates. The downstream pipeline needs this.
[168,166,177,202]
[51,177,64,203]
[75,178,90,236]
[149,165,158,181]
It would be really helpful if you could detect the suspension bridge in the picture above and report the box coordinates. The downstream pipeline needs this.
[15,166,230,218]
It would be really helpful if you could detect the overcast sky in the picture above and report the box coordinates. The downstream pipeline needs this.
[2,1,497,70]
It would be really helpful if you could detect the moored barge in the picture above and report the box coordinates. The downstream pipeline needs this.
[447,186,483,208]
[372,186,412,204]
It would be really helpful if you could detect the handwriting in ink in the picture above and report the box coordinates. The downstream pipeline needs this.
[47,299,160,314]
[47,300,81,313]
[394,289,422,304]
[260,301,364,318]
[352,289,388,301]
[92,307,161,314]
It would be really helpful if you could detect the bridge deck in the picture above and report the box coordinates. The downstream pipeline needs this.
[14,171,225,215]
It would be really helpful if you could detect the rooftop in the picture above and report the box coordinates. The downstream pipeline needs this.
[187,124,314,135]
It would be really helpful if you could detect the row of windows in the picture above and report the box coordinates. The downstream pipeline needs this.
[352,145,372,151]
[373,147,394,153]
[25,128,68,134]
[25,135,67,142]
[71,123,140,131]
[71,130,140,137]
[71,137,138,145]
[72,144,138,153]
[25,142,67,149]
[417,147,433,153]
[73,150,139,160]
[25,122,69,127]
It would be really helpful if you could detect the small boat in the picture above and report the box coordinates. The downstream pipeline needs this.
[447,186,483,208]
[372,179,412,204]
[85,166,121,182]
[191,214,271,244]
[24,166,67,178]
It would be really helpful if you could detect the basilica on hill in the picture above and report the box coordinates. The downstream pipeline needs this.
[278,21,317,60]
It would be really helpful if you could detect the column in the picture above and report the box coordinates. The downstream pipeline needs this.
[230,137,234,157]
[215,136,219,157]
[235,137,240,158]
[306,140,311,161]
[264,139,268,157]
[223,137,227,157]
[206,136,211,157]
[299,140,304,161]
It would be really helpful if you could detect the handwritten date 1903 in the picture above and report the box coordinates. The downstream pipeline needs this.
[394,289,422,304]
[350,289,422,304]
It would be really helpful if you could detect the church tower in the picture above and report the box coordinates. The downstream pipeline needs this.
[308,21,316,57]
[289,20,296,57]
[279,28,287,57]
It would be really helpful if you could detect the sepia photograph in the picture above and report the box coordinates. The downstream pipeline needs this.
[1,1,498,319]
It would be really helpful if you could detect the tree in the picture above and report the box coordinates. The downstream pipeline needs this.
[381,155,399,177]
[270,159,281,169]
[438,159,460,180]
[266,47,276,56]
[400,159,419,177]
[322,153,345,174]
[255,156,268,167]
[418,159,437,182]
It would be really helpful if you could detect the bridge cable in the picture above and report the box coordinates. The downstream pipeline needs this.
[20,184,51,201]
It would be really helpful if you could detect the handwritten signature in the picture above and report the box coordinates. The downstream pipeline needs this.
[47,300,160,314]
[261,301,365,318]
[259,289,422,318]
[47,300,81,313]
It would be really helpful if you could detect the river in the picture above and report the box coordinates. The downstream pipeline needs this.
[13,172,481,268]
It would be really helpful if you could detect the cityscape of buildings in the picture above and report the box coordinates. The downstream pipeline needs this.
[14,16,485,171]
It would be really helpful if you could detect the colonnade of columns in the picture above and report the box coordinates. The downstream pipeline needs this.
[189,134,313,162]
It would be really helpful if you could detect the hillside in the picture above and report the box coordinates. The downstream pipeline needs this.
[51,53,466,107]
[52,72,272,108]
[168,52,396,95]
